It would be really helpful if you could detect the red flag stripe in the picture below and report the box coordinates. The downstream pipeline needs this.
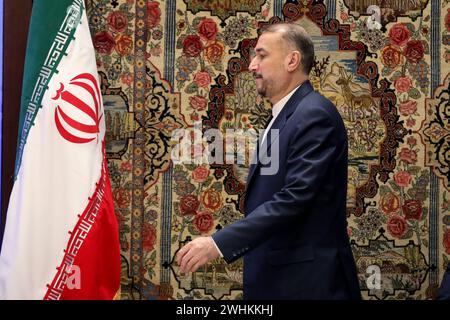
[44,145,120,300]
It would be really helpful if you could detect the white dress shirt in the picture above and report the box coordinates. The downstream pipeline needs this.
[261,84,301,145]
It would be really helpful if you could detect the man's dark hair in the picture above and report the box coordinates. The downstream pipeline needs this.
[262,23,315,74]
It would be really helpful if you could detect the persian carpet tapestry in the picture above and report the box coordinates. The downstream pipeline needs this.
[86,0,450,300]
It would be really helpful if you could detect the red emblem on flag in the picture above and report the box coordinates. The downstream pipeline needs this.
[52,73,103,144]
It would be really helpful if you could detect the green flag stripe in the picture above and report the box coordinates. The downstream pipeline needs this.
[15,0,84,177]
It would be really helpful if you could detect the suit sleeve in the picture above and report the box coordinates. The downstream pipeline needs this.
[212,106,343,263]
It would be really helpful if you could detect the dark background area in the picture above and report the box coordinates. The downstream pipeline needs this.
[1,0,33,246]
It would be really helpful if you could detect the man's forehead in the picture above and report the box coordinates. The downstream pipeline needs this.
[254,32,282,50]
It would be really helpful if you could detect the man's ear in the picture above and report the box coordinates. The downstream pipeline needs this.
[286,51,301,72]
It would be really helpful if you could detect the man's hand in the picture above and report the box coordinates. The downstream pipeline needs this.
[176,237,220,274]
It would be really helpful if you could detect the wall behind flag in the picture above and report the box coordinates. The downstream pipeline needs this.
[0,0,32,248]
[0,0,3,240]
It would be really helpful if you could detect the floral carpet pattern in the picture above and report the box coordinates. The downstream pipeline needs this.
[86,0,450,299]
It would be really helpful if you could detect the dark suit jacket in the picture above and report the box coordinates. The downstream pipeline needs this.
[213,81,361,300]
[437,263,450,300]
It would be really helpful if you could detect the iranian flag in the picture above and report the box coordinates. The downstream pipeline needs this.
[0,0,120,299]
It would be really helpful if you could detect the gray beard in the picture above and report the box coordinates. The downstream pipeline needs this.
[257,87,266,97]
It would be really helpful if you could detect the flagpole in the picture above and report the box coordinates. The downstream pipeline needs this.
[0,0,4,247]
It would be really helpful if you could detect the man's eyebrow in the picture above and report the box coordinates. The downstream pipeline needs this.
[254,48,267,54]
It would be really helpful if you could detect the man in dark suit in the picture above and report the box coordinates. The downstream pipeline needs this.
[437,263,450,300]
[176,23,361,300]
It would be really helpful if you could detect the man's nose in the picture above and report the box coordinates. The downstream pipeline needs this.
[248,56,258,72]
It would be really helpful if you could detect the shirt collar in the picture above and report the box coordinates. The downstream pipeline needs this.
[271,83,302,118]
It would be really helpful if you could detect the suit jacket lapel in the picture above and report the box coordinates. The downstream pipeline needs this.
[245,81,314,189]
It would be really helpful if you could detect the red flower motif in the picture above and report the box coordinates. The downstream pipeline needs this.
[224,111,234,121]
[446,8,450,32]
[115,212,126,230]
[147,1,161,29]
[406,118,416,127]
[189,95,207,111]
[399,100,417,116]
[402,199,422,220]
[182,35,203,57]
[121,241,129,252]
[444,228,450,254]
[407,136,417,146]
[115,34,133,56]
[202,189,222,211]
[388,23,411,46]
[142,223,157,252]
[403,40,425,64]
[347,227,353,237]
[120,161,132,171]
[381,45,404,69]
[149,45,162,57]
[204,41,224,64]
[93,31,115,54]
[192,166,210,183]
[179,195,200,216]
[387,215,408,238]
[107,11,128,33]
[399,147,417,164]
[114,188,130,209]
[194,212,214,233]
[120,73,133,86]
[394,76,413,93]
[193,71,212,88]
[197,18,218,41]
[394,170,412,187]
[380,192,400,215]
